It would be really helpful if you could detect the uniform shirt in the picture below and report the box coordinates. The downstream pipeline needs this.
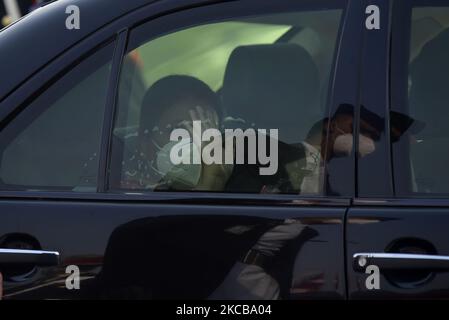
[299,141,324,195]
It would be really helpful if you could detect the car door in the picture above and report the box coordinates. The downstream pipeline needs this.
[0,0,361,300]
[347,0,449,299]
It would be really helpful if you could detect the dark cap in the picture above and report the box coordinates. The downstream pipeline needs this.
[333,105,425,141]
[390,111,426,136]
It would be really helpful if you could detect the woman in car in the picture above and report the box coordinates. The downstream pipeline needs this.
[115,74,232,191]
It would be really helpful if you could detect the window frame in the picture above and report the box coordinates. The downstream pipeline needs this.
[0,0,360,206]
[106,0,358,200]
[352,0,394,198]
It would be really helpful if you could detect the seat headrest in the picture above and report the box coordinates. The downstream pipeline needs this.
[222,44,320,144]
[410,28,449,139]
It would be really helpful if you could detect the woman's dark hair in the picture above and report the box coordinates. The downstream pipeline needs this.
[139,75,221,135]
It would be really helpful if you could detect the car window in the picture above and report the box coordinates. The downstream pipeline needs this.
[392,4,449,196]
[0,42,115,192]
[109,7,345,195]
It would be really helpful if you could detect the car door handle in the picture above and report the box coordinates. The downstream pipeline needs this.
[0,249,60,267]
[353,253,449,272]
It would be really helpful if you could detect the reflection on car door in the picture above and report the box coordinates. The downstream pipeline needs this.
[348,0,449,299]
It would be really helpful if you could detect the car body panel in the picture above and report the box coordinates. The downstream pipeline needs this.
[1,200,346,299]
[0,0,359,300]
[347,205,449,299]
[346,0,449,299]
[0,0,158,102]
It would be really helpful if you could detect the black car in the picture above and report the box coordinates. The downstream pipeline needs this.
[1,0,449,300]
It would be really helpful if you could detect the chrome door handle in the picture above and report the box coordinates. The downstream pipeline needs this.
[0,249,60,266]
[353,253,449,272]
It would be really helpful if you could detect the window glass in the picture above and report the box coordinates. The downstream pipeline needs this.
[392,6,449,196]
[110,8,344,195]
[0,42,115,192]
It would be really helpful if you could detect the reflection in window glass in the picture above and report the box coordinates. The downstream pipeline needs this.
[0,42,115,192]
[393,7,449,195]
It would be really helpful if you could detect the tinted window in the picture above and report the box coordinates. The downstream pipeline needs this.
[0,42,115,192]
[392,4,449,196]
[110,7,345,195]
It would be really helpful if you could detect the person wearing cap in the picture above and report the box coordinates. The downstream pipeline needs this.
[293,105,425,196]
[325,105,425,159]
[390,110,425,143]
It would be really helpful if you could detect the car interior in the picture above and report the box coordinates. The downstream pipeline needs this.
[112,9,343,193]
[407,8,449,194]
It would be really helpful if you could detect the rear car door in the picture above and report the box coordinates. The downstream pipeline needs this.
[0,0,361,299]
[347,0,449,299]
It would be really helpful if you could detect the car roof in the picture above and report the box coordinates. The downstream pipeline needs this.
[0,0,158,102]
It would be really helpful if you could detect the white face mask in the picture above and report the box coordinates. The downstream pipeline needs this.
[333,134,353,156]
[333,134,375,157]
[358,134,376,157]
[153,138,201,188]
